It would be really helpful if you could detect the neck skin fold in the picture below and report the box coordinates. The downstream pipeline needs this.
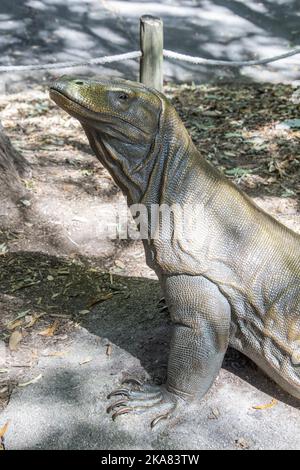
[82,102,192,207]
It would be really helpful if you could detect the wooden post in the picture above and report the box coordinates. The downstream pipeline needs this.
[139,15,163,92]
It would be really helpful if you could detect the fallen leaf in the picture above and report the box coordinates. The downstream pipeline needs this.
[11,280,40,292]
[87,293,113,308]
[252,398,278,410]
[106,343,112,357]
[79,358,92,365]
[276,119,300,130]
[235,437,250,449]
[49,314,70,319]
[224,132,244,139]
[19,198,31,207]
[208,407,220,419]
[9,330,23,351]
[44,351,68,357]
[0,386,8,396]
[38,320,59,337]
[7,319,23,330]
[56,269,70,275]
[31,350,39,361]
[7,309,31,329]
[0,419,9,449]
[24,315,37,328]
[18,374,42,387]
[78,309,90,315]
[0,244,8,256]
[201,110,222,117]
[0,421,9,439]
[115,259,125,268]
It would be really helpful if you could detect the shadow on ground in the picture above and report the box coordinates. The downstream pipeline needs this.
[1,250,299,409]
[0,0,299,92]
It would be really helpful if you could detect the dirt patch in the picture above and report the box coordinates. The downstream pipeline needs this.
[167,82,300,229]
[0,250,169,424]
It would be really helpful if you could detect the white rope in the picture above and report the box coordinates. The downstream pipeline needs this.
[163,47,300,67]
[0,51,142,73]
[0,45,299,73]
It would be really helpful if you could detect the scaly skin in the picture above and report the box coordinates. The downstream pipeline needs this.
[50,76,300,427]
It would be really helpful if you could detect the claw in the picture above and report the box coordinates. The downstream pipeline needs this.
[112,407,132,421]
[107,388,130,399]
[159,305,168,313]
[157,297,165,306]
[151,400,177,428]
[107,399,129,413]
[121,377,143,387]
[107,380,181,427]
[151,412,169,428]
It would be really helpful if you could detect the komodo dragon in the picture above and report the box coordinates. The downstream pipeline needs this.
[50,76,300,427]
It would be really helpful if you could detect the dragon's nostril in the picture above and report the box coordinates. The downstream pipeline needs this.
[74,80,84,86]
[118,92,129,100]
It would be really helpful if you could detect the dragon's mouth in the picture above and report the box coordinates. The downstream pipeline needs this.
[49,87,150,138]
[49,88,99,122]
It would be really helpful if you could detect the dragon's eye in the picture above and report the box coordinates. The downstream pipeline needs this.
[118,92,129,101]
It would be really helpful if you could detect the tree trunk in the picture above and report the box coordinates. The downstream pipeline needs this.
[0,123,29,199]
[0,124,30,226]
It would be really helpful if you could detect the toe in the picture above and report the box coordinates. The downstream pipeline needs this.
[151,404,177,428]
[107,399,129,413]
[108,395,162,414]
[121,377,143,387]
[107,381,185,427]
[107,384,162,401]
[111,407,133,420]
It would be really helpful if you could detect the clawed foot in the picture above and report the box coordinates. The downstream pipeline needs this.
[157,297,168,313]
[107,378,183,428]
